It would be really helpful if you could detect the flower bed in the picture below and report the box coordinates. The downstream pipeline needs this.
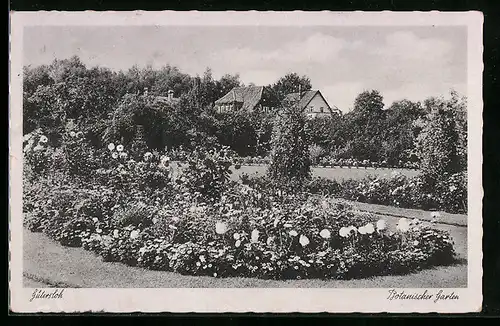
[232,156,419,169]
[22,130,458,280]
[243,171,466,214]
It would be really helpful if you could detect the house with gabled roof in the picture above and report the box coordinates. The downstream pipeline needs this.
[283,89,341,118]
[214,86,280,114]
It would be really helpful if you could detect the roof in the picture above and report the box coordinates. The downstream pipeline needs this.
[214,86,264,111]
[283,90,330,110]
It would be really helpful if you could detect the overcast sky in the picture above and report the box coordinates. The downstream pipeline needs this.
[24,26,467,112]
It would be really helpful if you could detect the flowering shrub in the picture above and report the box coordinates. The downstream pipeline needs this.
[176,145,235,199]
[23,130,55,178]
[62,129,97,179]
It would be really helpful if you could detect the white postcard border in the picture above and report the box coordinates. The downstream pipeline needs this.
[9,11,483,313]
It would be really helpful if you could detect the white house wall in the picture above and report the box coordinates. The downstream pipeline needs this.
[305,93,331,118]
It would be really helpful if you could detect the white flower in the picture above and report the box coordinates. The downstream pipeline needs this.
[213,273,218,277]
[199,255,206,263]
[251,229,260,243]
[33,144,44,151]
[396,218,410,233]
[299,235,310,247]
[233,233,240,240]
[364,223,375,234]
[69,131,76,138]
[113,229,119,238]
[92,217,98,223]
[339,227,350,238]
[215,221,228,235]
[449,185,457,192]
[130,230,140,239]
[76,131,84,138]
[413,240,419,246]
[96,228,102,234]
[172,216,180,223]
[116,144,124,152]
[319,229,331,239]
[376,219,387,231]
[39,135,48,143]
[112,152,118,159]
[119,152,128,159]
[196,261,201,267]
[235,240,241,248]
[107,143,115,151]
[152,217,158,224]
[288,230,298,237]
[266,236,274,245]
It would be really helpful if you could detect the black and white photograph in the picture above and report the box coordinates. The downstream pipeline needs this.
[9,11,483,313]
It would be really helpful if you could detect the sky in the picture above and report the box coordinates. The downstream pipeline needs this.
[23,25,467,112]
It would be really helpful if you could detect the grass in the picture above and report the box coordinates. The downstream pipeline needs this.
[169,162,419,182]
[23,210,467,289]
[344,200,467,227]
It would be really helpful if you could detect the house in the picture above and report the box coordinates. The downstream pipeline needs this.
[283,90,341,118]
[214,86,280,114]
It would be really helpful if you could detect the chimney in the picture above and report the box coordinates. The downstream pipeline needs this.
[168,89,174,100]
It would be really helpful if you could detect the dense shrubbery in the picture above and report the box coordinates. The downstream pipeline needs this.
[242,171,466,214]
[24,57,464,174]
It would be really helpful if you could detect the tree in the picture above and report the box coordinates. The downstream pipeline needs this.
[381,99,426,165]
[415,92,466,188]
[267,98,311,190]
[270,73,312,101]
[215,73,241,100]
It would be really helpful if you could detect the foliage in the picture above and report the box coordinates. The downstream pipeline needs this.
[269,72,312,101]
[177,145,235,199]
[267,99,312,190]
[416,92,467,189]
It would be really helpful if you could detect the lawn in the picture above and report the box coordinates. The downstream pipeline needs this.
[23,208,467,289]
[169,162,420,182]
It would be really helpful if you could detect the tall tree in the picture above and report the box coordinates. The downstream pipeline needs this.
[270,73,312,101]
[267,98,311,190]
[415,92,466,188]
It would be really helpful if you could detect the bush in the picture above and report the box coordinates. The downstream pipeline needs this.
[176,145,235,199]
[300,172,466,214]
[62,129,98,179]
[416,94,466,189]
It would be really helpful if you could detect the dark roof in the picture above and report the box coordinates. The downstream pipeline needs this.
[283,90,335,113]
[215,86,264,111]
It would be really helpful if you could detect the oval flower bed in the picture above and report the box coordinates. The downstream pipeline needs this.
[24,182,457,281]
